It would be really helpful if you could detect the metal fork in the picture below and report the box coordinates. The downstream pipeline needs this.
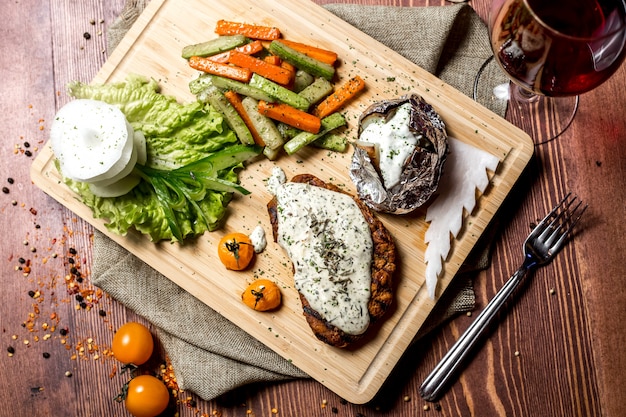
[419,193,587,402]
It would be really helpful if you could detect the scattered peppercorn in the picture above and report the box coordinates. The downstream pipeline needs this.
[43,352,50,359]
[68,257,75,264]
[79,302,87,309]
[75,294,84,302]
[434,403,441,411]
[59,328,68,336]
[7,346,15,354]
[24,150,32,157]
[98,309,107,317]
[331,407,338,414]
[2,187,9,194]
[28,290,36,298]
[69,247,77,255]
[7,178,14,184]
[18,258,26,264]
[23,141,30,148]
[83,32,91,40]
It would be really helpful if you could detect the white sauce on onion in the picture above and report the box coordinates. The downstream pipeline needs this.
[269,172,373,335]
[359,103,421,189]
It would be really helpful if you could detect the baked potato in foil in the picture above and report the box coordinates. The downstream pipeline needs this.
[349,94,448,214]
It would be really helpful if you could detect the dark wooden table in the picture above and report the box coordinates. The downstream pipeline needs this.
[1,1,624,416]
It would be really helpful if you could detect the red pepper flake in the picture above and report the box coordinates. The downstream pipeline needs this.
[30,208,38,215]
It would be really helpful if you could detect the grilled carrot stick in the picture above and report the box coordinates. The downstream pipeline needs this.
[258,100,321,134]
[314,75,365,118]
[228,51,294,85]
[215,20,281,40]
[188,56,252,82]
[263,55,282,66]
[223,90,266,146]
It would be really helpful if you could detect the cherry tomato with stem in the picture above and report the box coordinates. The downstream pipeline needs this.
[218,232,254,270]
[120,374,170,417]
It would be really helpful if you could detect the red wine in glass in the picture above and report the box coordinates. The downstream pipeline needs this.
[484,0,626,143]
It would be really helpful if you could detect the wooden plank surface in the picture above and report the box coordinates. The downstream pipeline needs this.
[29,0,532,403]
[1,0,625,416]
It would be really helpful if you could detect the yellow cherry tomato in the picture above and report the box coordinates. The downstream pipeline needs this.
[242,279,282,311]
[218,232,254,270]
[112,322,154,365]
[124,375,170,417]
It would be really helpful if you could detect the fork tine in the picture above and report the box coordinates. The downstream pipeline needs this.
[528,192,571,240]
[549,195,588,251]
[541,192,571,225]
[539,194,575,245]
[557,199,588,244]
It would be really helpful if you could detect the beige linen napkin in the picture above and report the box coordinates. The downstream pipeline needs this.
[94,1,507,401]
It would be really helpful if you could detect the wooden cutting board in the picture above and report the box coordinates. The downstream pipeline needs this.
[31,0,533,403]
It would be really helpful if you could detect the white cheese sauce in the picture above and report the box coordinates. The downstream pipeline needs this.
[249,225,267,253]
[359,103,421,189]
[272,180,374,335]
[267,166,287,196]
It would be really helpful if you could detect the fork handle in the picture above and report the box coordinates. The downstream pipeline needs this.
[419,264,531,401]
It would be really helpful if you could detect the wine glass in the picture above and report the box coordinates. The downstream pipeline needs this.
[475,0,626,144]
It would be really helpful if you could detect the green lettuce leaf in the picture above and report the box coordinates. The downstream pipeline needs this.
[62,74,256,242]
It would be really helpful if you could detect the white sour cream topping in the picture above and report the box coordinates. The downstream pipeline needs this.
[274,182,374,335]
[267,166,287,196]
[249,225,267,253]
[359,103,421,189]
